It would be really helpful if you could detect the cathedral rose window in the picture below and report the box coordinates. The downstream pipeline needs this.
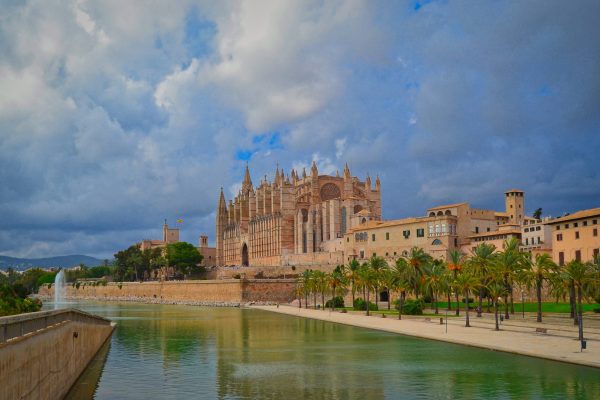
[320,183,341,200]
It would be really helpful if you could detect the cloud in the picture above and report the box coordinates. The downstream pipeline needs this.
[0,0,599,258]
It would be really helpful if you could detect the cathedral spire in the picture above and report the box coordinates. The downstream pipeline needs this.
[375,175,381,191]
[242,163,253,194]
[344,162,351,179]
[311,160,318,177]
[218,187,226,209]
[365,173,372,190]
[302,167,307,179]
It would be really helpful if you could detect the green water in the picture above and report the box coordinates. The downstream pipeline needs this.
[60,302,599,399]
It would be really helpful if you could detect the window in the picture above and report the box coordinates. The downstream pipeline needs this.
[536,226,541,231]
[487,227,491,232]
[475,227,479,234]
[403,230,411,238]
[556,225,560,231]
[557,233,563,241]
[432,239,442,245]
[385,252,389,257]
[575,231,580,239]
[428,224,434,235]
[574,222,578,228]
[454,238,458,247]
[525,238,529,245]
[559,252,564,266]
[524,228,529,232]
[394,251,397,256]
[386,232,390,240]
[416,228,424,237]
[435,224,440,234]
[360,250,364,258]
[373,252,377,257]
[565,224,569,229]
[593,219,598,225]
[594,228,598,237]
[583,221,588,226]
[575,250,581,262]
[442,224,446,234]
[372,234,376,242]
[594,248,599,259]
[347,237,349,242]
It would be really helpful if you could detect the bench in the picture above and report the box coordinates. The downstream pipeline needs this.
[535,327,548,334]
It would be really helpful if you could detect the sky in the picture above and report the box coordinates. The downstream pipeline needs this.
[1,0,599,259]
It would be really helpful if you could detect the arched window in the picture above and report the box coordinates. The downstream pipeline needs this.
[445,210,452,216]
[429,212,435,217]
[432,239,442,245]
[437,211,443,216]
[320,183,341,200]
[361,218,367,224]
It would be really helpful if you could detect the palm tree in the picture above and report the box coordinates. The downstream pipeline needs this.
[486,278,508,331]
[379,268,397,310]
[329,266,347,311]
[494,238,524,320]
[423,259,446,314]
[394,258,409,319]
[453,272,479,327]
[562,260,598,341]
[468,243,496,317]
[313,270,328,310]
[523,253,558,323]
[403,247,432,299]
[346,259,360,306]
[448,250,464,316]
[356,263,376,316]
[300,269,313,309]
[369,255,388,307]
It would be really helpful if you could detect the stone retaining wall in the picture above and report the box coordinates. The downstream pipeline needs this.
[0,309,115,400]
[38,279,297,304]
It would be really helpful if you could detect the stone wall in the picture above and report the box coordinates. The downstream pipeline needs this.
[38,279,297,304]
[0,311,114,400]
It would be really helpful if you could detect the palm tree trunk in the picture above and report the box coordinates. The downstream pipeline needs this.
[351,279,355,306]
[387,289,391,311]
[434,291,438,314]
[570,281,578,325]
[321,290,325,310]
[494,300,499,331]
[332,286,336,311]
[536,276,543,323]
[577,286,584,341]
[465,289,470,327]
[398,293,404,320]
[509,283,515,315]
[366,287,370,316]
[305,293,308,309]
[447,292,452,310]
[455,290,460,316]
[313,292,317,310]
[504,276,510,320]
[298,296,302,309]
[477,288,483,317]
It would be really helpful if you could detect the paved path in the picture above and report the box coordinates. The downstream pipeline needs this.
[252,305,600,369]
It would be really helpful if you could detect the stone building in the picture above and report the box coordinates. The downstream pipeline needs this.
[547,208,600,265]
[140,220,180,251]
[215,163,381,267]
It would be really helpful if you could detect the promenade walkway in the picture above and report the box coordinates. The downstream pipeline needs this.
[253,305,600,369]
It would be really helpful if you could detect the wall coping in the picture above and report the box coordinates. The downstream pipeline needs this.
[0,308,111,343]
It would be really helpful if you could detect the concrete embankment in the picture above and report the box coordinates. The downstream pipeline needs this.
[254,305,600,369]
[0,309,115,400]
[38,279,296,304]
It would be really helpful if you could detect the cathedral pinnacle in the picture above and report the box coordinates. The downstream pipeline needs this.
[343,163,351,179]
[242,164,253,194]
[311,160,318,176]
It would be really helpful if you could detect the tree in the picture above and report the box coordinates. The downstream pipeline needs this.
[523,253,558,323]
[494,238,524,319]
[562,260,597,341]
[403,247,432,299]
[346,259,360,306]
[453,272,479,327]
[393,257,409,319]
[356,263,376,316]
[533,208,543,220]
[369,255,388,305]
[448,250,464,315]
[328,265,347,311]
[166,242,203,278]
[379,268,397,310]
[468,243,496,317]
[423,259,446,314]
[486,278,508,331]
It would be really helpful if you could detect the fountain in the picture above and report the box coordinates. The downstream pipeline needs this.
[54,269,66,308]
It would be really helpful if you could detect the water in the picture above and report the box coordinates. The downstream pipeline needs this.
[50,302,600,399]
[53,270,66,309]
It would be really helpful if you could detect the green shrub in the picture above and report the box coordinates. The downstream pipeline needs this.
[353,297,378,311]
[325,296,345,308]
[461,298,474,304]
[422,295,433,304]
[75,282,81,289]
[118,283,123,290]
[101,280,108,286]
[593,308,600,314]
[402,299,424,315]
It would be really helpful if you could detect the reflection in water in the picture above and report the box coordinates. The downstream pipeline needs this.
[61,302,600,400]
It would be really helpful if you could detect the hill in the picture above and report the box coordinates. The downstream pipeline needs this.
[0,254,105,271]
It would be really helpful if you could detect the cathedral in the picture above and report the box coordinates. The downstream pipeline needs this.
[216,163,382,267]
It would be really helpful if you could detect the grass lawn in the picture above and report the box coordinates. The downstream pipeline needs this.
[432,301,599,313]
